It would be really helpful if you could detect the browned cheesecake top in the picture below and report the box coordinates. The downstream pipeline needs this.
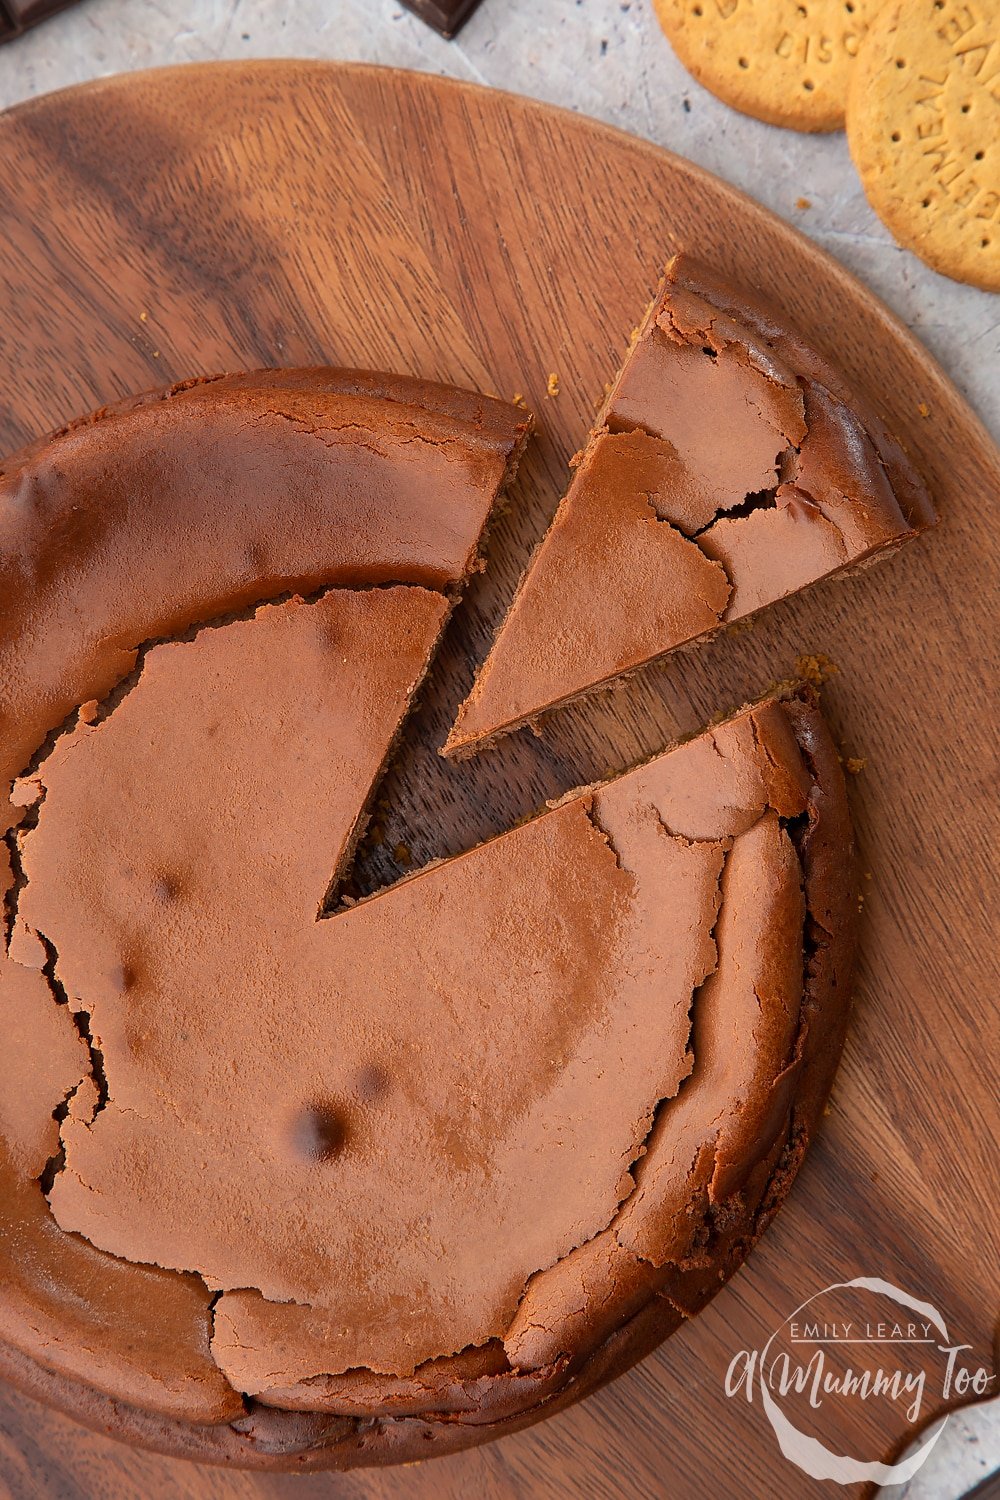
[12,580,846,1403]
[0,357,856,1468]
[0,367,528,801]
[0,957,244,1422]
[443,254,933,757]
[0,370,529,1423]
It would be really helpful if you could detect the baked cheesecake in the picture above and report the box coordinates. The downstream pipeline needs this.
[443,254,934,757]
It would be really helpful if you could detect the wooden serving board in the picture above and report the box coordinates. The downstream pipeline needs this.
[0,61,996,1500]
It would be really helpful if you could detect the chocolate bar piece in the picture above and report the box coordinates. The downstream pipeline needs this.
[400,0,484,39]
[0,0,81,42]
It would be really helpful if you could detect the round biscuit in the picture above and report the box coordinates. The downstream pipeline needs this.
[653,0,874,131]
[847,0,1000,289]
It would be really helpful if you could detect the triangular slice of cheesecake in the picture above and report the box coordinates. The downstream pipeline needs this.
[443,255,934,758]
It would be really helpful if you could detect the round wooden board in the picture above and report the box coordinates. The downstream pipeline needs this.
[0,60,996,1500]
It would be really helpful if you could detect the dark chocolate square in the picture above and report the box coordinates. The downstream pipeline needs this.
[1,0,82,39]
[399,0,484,40]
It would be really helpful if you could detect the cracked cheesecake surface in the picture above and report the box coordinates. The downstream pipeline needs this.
[443,253,934,757]
[0,357,857,1471]
[0,365,529,805]
[0,368,534,1442]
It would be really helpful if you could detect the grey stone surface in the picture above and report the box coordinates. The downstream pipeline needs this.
[881,1395,1000,1500]
[0,0,997,439]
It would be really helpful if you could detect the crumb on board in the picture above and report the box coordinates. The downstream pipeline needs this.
[139,310,149,323]
[393,842,412,866]
[795,197,812,210]
[795,652,839,686]
[726,618,754,636]
[512,391,528,409]
[844,756,867,775]
[864,871,872,881]
[918,401,931,418]
[546,372,560,398]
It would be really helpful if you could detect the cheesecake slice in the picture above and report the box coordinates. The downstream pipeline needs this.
[443,254,934,758]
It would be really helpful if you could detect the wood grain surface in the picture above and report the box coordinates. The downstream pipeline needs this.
[0,59,996,1500]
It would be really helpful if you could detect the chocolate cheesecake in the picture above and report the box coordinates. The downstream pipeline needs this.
[0,368,855,1471]
[0,366,528,805]
[443,254,935,757]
